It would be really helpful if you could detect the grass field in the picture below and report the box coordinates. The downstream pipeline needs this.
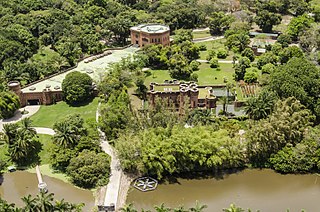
[196,39,235,60]
[30,98,99,128]
[38,134,54,165]
[192,30,211,39]
[145,63,235,85]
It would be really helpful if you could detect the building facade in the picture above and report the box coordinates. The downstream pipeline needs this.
[130,24,170,47]
[8,81,63,107]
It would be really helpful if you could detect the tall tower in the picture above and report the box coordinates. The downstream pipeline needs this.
[8,81,21,96]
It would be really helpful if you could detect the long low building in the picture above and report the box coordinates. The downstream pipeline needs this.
[9,47,138,107]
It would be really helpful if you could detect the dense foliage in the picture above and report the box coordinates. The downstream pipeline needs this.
[0,91,20,119]
[0,118,41,166]
[116,126,245,179]
[50,114,109,188]
[62,71,93,105]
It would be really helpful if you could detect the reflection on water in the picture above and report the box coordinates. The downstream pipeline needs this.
[127,169,320,211]
[0,171,94,211]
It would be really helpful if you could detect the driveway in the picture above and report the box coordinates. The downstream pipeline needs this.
[0,105,40,132]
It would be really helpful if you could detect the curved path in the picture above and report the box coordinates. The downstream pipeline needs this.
[96,103,124,210]
[0,105,40,132]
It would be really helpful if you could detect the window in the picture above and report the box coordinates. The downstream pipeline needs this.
[135,33,139,38]
[158,38,160,42]
[151,38,154,43]
[142,37,148,42]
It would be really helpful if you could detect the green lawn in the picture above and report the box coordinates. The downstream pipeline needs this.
[196,39,235,61]
[192,30,211,39]
[0,144,10,163]
[145,63,235,86]
[30,98,99,128]
[38,134,54,165]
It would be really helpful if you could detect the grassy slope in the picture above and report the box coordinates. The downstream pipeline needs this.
[196,39,236,61]
[30,98,99,128]
[38,134,55,165]
[192,30,211,39]
[145,63,235,85]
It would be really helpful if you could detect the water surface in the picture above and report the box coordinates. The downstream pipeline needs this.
[127,169,320,211]
[0,171,95,211]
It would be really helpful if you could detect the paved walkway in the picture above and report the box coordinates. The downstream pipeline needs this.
[0,105,40,132]
[193,35,224,43]
[96,103,123,210]
[192,27,209,32]
[33,127,55,135]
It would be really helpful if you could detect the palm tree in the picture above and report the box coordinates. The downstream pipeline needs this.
[154,203,171,212]
[53,122,78,148]
[1,123,19,145]
[54,199,72,211]
[21,194,36,212]
[189,201,207,212]
[220,96,228,115]
[120,203,138,212]
[20,118,36,137]
[173,206,188,212]
[34,192,54,212]
[223,203,245,212]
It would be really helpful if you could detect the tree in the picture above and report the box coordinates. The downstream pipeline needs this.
[277,34,292,47]
[241,48,255,62]
[53,114,86,148]
[62,71,93,105]
[257,52,278,69]
[120,203,138,212]
[234,57,251,81]
[244,67,258,83]
[226,32,250,53]
[208,12,235,35]
[255,10,281,32]
[168,54,192,79]
[268,57,320,119]
[287,14,313,40]
[246,97,314,166]
[209,58,219,68]
[189,201,207,212]
[173,29,193,44]
[0,91,20,119]
[244,90,277,120]
[67,150,111,188]
[278,46,304,64]
[216,48,228,59]
[223,204,245,212]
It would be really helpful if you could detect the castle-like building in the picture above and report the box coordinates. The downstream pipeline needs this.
[147,82,232,112]
[130,24,170,47]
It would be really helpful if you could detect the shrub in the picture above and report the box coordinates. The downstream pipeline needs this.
[198,44,207,51]
[217,48,228,59]
[210,57,219,68]
[206,50,216,61]
[189,60,200,72]
[190,73,198,82]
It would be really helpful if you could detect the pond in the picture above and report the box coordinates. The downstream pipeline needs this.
[127,169,320,211]
[0,171,95,211]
